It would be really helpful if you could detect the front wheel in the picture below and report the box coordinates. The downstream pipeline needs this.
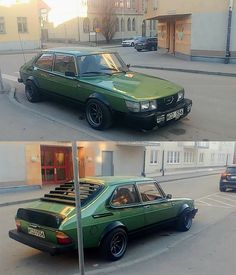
[176,209,193,232]
[100,228,128,261]
[25,81,42,102]
[86,99,113,130]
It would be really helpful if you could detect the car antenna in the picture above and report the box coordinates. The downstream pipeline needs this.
[18,32,26,64]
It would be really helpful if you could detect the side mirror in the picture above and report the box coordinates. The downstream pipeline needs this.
[65,71,76,77]
[166,194,172,199]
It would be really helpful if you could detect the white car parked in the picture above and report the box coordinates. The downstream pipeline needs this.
[122,36,143,47]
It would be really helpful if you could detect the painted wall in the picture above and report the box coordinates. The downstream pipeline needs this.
[0,0,41,51]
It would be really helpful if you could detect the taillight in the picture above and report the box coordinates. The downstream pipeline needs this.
[56,231,72,245]
[221,173,228,179]
[16,219,21,231]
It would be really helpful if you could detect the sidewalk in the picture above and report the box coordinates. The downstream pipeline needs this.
[0,168,223,207]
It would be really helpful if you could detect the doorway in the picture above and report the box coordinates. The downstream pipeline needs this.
[41,146,73,184]
[168,20,176,54]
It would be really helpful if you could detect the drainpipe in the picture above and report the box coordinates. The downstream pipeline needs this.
[225,0,234,64]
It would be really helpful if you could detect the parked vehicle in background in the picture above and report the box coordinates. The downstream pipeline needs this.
[18,47,192,131]
[219,166,236,191]
[135,37,158,51]
[9,176,198,261]
[122,36,143,47]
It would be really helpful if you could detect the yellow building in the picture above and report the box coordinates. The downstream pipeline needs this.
[145,0,236,63]
[0,0,46,51]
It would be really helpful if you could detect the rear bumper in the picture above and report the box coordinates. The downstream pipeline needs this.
[9,229,74,254]
[125,98,192,130]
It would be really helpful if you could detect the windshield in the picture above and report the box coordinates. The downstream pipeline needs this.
[78,53,128,76]
[226,167,236,174]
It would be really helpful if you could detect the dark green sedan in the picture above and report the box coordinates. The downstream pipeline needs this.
[9,176,198,261]
[18,48,192,130]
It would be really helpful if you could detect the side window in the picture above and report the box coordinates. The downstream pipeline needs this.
[54,54,77,75]
[138,182,163,202]
[35,53,53,71]
[111,184,140,206]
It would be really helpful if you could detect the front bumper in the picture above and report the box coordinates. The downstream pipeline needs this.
[125,98,192,130]
[9,229,74,254]
[220,180,236,189]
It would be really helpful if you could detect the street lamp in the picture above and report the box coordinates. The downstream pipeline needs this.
[225,0,234,64]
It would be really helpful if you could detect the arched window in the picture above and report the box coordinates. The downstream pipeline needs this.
[142,20,146,36]
[132,18,135,31]
[115,17,119,32]
[83,18,90,33]
[127,18,131,31]
[121,18,125,32]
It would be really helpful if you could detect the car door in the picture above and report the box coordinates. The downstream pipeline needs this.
[109,184,145,231]
[47,53,84,101]
[137,181,175,227]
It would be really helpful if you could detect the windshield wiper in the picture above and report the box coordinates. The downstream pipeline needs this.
[81,71,112,76]
[100,68,127,74]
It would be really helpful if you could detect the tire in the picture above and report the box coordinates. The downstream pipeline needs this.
[137,49,141,52]
[220,185,227,192]
[131,42,134,47]
[25,81,42,102]
[86,99,113,130]
[100,228,128,261]
[176,209,193,232]
[151,46,155,51]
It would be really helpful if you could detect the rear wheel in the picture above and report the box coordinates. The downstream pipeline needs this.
[100,228,128,261]
[25,81,42,102]
[86,99,113,130]
[176,209,193,232]
[137,49,141,52]
[131,42,134,47]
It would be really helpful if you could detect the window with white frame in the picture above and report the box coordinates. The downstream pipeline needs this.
[0,17,6,33]
[132,18,135,31]
[218,153,225,163]
[127,18,131,31]
[211,153,215,162]
[127,0,131,8]
[153,0,158,10]
[17,17,27,33]
[150,150,158,164]
[184,151,194,163]
[199,153,204,163]
[167,151,180,164]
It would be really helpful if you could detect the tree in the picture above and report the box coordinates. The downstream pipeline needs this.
[98,0,117,43]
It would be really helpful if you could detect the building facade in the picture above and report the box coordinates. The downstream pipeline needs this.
[145,0,236,63]
[0,0,46,51]
[47,0,156,43]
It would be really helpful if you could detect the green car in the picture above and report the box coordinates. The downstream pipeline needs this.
[9,176,198,261]
[18,48,192,130]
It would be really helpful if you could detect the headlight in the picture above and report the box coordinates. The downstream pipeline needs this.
[126,100,157,112]
[177,90,184,102]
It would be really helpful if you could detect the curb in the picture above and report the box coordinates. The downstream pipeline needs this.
[132,65,236,77]
[0,198,40,207]
[8,88,107,141]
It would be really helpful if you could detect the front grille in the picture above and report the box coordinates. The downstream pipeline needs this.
[157,93,179,111]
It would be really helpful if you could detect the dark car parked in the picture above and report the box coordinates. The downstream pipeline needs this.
[135,37,157,52]
[219,166,236,191]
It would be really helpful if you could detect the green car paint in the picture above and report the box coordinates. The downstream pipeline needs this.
[9,176,198,260]
[18,48,192,130]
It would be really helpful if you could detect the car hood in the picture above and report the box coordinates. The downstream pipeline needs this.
[81,72,183,101]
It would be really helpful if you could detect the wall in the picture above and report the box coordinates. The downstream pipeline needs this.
[0,0,41,51]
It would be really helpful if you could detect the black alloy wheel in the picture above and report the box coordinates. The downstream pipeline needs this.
[101,228,128,261]
[177,209,193,232]
[86,99,112,130]
[25,81,42,103]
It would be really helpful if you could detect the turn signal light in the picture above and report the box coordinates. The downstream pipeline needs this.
[16,219,21,231]
[56,231,72,245]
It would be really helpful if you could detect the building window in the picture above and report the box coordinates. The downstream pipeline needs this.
[120,0,124,8]
[17,17,28,33]
[83,18,90,33]
[184,151,194,163]
[115,1,119,7]
[152,20,156,30]
[199,153,204,163]
[150,150,158,164]
[131,0,135,9]
[132,18,135,31]
[127,18,131,31]
[218,153,225,163]
[167,151,180,164]
[121,18,125,32]
[93,18,99,31]
[115,17,119,32]
[127,0,131,8]
[211,153,215,162]
[153,0,158,10]
[197,142,209,148]
[0,17,6,33]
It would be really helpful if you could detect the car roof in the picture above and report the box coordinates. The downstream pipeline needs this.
[80,176,155,187]
[43,47,114,57]
[226,165,236,169]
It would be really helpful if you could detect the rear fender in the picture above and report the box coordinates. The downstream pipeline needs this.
[99,221,127,245]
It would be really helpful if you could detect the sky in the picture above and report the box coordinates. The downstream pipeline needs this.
[44,0,88,26]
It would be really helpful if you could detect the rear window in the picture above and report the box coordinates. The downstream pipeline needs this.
[226,167,236,173]
[41,181,104,206]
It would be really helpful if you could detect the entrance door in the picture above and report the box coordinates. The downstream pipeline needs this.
[168,20,176,54]
[102,151,114,176]
[41,146,73,184]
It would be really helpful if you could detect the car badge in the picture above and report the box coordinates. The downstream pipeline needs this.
[165,96,174,105]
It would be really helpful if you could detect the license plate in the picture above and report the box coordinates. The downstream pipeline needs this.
[28,227,45,239]
[166,109,184,121]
